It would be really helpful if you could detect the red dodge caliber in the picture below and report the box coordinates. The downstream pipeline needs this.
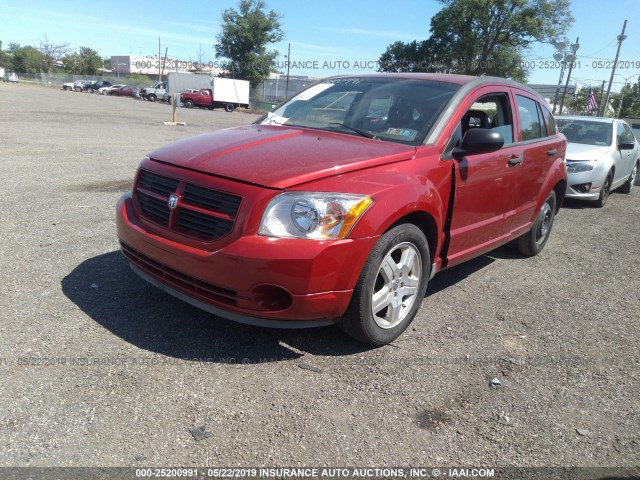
[116,74,567,344]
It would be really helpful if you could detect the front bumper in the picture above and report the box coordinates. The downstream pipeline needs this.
[116,192,377,325]
[565,165,607,200]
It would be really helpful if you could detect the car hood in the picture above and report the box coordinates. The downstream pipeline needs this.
[148,124,416,189]
[565,142,611,161]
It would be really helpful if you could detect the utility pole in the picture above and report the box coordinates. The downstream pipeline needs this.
[597,80,606,116]
[285,43,291,99]
[602,20,627,117]
[158,37,161,81]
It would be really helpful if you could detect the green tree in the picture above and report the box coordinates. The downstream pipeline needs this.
[11,45,45,74]
[79,47,103,75]
[378,0,573,82]
[214,0,284,88]
[611,81,640,118]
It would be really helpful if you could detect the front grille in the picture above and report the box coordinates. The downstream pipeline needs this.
[121,242,237,305]
[183,184,241,215]
[137,191,170,223]
[134,169,241,241]
[139,170,179,196]
[177,209,234,238]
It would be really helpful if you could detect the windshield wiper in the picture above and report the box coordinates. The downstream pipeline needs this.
[329,122,379,140]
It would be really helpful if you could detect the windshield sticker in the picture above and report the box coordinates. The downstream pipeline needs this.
[386,128,417,140]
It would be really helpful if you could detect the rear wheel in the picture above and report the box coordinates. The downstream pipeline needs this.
[517,190,556,257]
[595,172,613,208]
[338,224,429,345]
[87,88,94,93]
[184,99,194,108]
[225,103,236,112]
[620,161,638,194]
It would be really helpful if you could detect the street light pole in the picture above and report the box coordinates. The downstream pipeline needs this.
[559,37,579,114]
[551,39,580,114]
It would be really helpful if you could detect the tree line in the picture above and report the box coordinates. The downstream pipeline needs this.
[0,36,105,75]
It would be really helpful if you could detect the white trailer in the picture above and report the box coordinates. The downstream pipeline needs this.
[210,77,250,110]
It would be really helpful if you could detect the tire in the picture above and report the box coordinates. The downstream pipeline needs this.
[102,90,108,95]
[87,88,94,94]
[338,224,430,345]
[619,161,638,194]
[63,86,70,91]
[184,99,194,108]
[595,172,613,208]
[225,103,235,112]
[74,87,81,92]
[148,94,157,102]
[517,190,556,257]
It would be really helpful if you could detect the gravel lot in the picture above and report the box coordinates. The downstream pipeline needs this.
[1,83,639,472]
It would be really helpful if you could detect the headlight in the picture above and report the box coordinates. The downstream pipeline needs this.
[566,161,595,173]
[259,192,374,240]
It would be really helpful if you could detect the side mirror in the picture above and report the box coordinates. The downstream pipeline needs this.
[452,129,504,160]
[618,142,635,150]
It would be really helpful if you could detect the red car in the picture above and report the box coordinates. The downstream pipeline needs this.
[109,85,140,97]
[116,74,567,344]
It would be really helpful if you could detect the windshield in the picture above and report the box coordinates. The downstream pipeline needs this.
[260,77,460,146]
[556,119,613,146]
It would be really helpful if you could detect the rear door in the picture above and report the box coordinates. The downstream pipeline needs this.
[509,91,564,233]
[614,122,637,184]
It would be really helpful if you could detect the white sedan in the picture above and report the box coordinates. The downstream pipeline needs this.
[556,116,639,207]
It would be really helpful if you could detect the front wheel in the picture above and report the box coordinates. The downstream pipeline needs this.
[147,94,157,102]
[620,161,638,194]
[517,190,556,256]
[338,224,430,345]
[595,172,613,208]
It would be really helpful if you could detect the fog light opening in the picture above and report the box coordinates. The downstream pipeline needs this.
[250,285,293,311]
[571,182,592,194]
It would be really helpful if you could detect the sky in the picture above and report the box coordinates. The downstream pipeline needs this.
[0,0,638,92]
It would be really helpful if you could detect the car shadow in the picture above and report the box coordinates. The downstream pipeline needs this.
[61,251,372,363]
[62,246,513,362]
[425,244,520,295]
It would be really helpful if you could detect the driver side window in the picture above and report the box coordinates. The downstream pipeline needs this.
[461,94,513,145]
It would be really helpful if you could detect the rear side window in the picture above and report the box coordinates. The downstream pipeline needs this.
[542,106,557,136]
[516,95,544,141]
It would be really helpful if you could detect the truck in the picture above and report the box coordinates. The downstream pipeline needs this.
[140,81,167,102]
[0,67,4,82]
[178,78,250,112]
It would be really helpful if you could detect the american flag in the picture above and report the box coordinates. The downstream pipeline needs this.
[585,88,598,113]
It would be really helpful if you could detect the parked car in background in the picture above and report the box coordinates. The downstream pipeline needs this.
[99,84,126,95]
[109,85,140,98]
[74,80,93,92]
[556,116,639,207]
[63,80,85,91]
[83,80,112,93]
[117,73,567,345]
[140,81,167,102]
[5,72,19,83]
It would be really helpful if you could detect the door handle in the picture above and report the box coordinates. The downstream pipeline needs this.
[547,148,557,156]
[508,156,524,166]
